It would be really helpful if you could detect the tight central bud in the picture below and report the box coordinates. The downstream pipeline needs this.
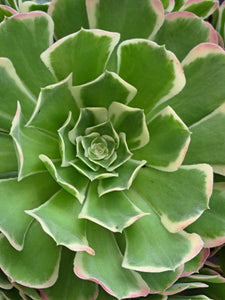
[88,136,109,160]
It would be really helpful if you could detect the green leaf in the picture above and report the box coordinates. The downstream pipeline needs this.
[98,159,146,196]
[26,189,94,255]
[0,221,61,288]
[87,0,164,40]
[109,102,149,150]
[166,43,225,126]
[68,107,108,145]
[12,283,43,300]
[41,28,120,85]
[0,133,17,176]
[27,75,79,136]
[122,191,203,272]
[39,155,89,203]
[164,282,208,295]
[118,39,185,114]
[3,0,18,10]
[48,0,89,40]
[70,160,118,181]
[71,71,137,108]
[140,266,183,293]
[182,248,210,276]
[188,268,225,284]
[106,132,132,171]
[0,269,12,290]
[216,2,225,41]
[39,247,97,300]
[19,2,49,13]
[79,181,148,232]
[153,11,218,61]
[0,288,23,300]
[181,0,218,19]
[0,58,35,132]
[74,222,150,299]
[145,296,168,300]
[97,286,118,300]
[79,133,118,169]
[184,104,225,166]
[85,121,119,146]
[173,0,186,10]
[168,296,211,300]
[132,165,212,232]
[10,103,60,180]
[75,135,101,171]
[134,106,191,171]
[186,182,225,247]
[0,5,16,22]
[0,12,56,97]
[58,112,76,167]
[0,172,59,250]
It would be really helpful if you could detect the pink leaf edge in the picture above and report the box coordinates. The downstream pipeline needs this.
[181,248,210,277]
[0,5,17,14]
[74,265,150,299]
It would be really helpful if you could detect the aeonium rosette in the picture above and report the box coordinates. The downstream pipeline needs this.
[1,5,225,300]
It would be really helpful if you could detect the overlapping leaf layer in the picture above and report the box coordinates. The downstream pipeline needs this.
[0,0,225,299]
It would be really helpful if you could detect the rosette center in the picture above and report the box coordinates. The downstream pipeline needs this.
[88,135,110,160]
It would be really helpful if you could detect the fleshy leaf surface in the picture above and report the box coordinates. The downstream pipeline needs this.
[26,189,94,255]
[0,58,35,132]
[0,133,17,177]
[0,221,61,288]
[48,0,89,39]
[79,181,148,232]
[181,0,219,18]
[166,43,225,126]
[19,1,49,13]
[68,107,108,144]
[188,268,225,284]
[0,172,59,250]
[186,182,225,247]
[109,102,149,150]
[41,28,120,85]
[98,159,146,196]
[39,155,89,203]
[10,103,60,180]
[161,0,175,10]
[0,5,16,22]
[70,160,118,181]
[12,283,43,300]
[0,288,23,300]
[181,248,210,276]
[74,222,150,299]
[140,266,183,293]
[71,71,137,108]
[27,75,79,135]
[0,12,56,96]
[153,11,218,61]
[134,106,191,171]
[163,282,208,295]
[87,0,164,40]
[216,1,225,42]
[122,198,203,272]
[0,269,12,290]
[39,247,97,300]
[132,165,212,232]
[184,103,225,165]
[118,39,185,114]
[58,112,76,167]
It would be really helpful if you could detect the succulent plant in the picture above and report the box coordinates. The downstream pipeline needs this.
[0,0,225,299]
